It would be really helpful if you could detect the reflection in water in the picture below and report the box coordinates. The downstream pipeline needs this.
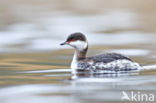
[0,50,156,103]
[0,0,156,103]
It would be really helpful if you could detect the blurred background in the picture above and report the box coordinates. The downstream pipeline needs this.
[0,0,156,52]
[0,0,156,103]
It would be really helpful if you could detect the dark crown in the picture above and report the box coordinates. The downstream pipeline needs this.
[66,32,87,42]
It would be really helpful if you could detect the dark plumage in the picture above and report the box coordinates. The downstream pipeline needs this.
[84,53,132,63]
[66,32,86,42]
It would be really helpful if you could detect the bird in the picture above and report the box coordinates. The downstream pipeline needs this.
[60,32,142,74]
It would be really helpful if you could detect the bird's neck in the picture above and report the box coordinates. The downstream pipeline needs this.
[75,45,88,60]
[71,43,88,71]
[71,48,88,72]
[75,50,87,60]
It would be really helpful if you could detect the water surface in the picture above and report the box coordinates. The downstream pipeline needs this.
[0,0,156,103]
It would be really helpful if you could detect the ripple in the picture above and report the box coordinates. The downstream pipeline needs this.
[43,74,71,77]
[19,69,71,74]
[142,64,156,70]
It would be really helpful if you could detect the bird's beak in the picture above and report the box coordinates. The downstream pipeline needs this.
[60,42,67,46]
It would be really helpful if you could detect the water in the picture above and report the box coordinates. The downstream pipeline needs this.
[0,0,156,103]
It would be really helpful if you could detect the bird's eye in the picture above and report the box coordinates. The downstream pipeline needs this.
[70,39,75,42]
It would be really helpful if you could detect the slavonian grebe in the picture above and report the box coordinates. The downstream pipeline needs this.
[60,32,142,74]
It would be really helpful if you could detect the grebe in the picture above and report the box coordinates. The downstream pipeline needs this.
[60,32,142,74]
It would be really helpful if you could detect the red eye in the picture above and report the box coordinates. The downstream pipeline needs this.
[67,39,75,44]
[71,39,75,42]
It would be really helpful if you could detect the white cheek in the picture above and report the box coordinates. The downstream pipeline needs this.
[69,41,87,50]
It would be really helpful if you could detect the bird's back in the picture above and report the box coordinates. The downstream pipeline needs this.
[76,53,141,73]
[85,53,132,63]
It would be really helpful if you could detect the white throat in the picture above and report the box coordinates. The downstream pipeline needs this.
[69,41,88,51]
